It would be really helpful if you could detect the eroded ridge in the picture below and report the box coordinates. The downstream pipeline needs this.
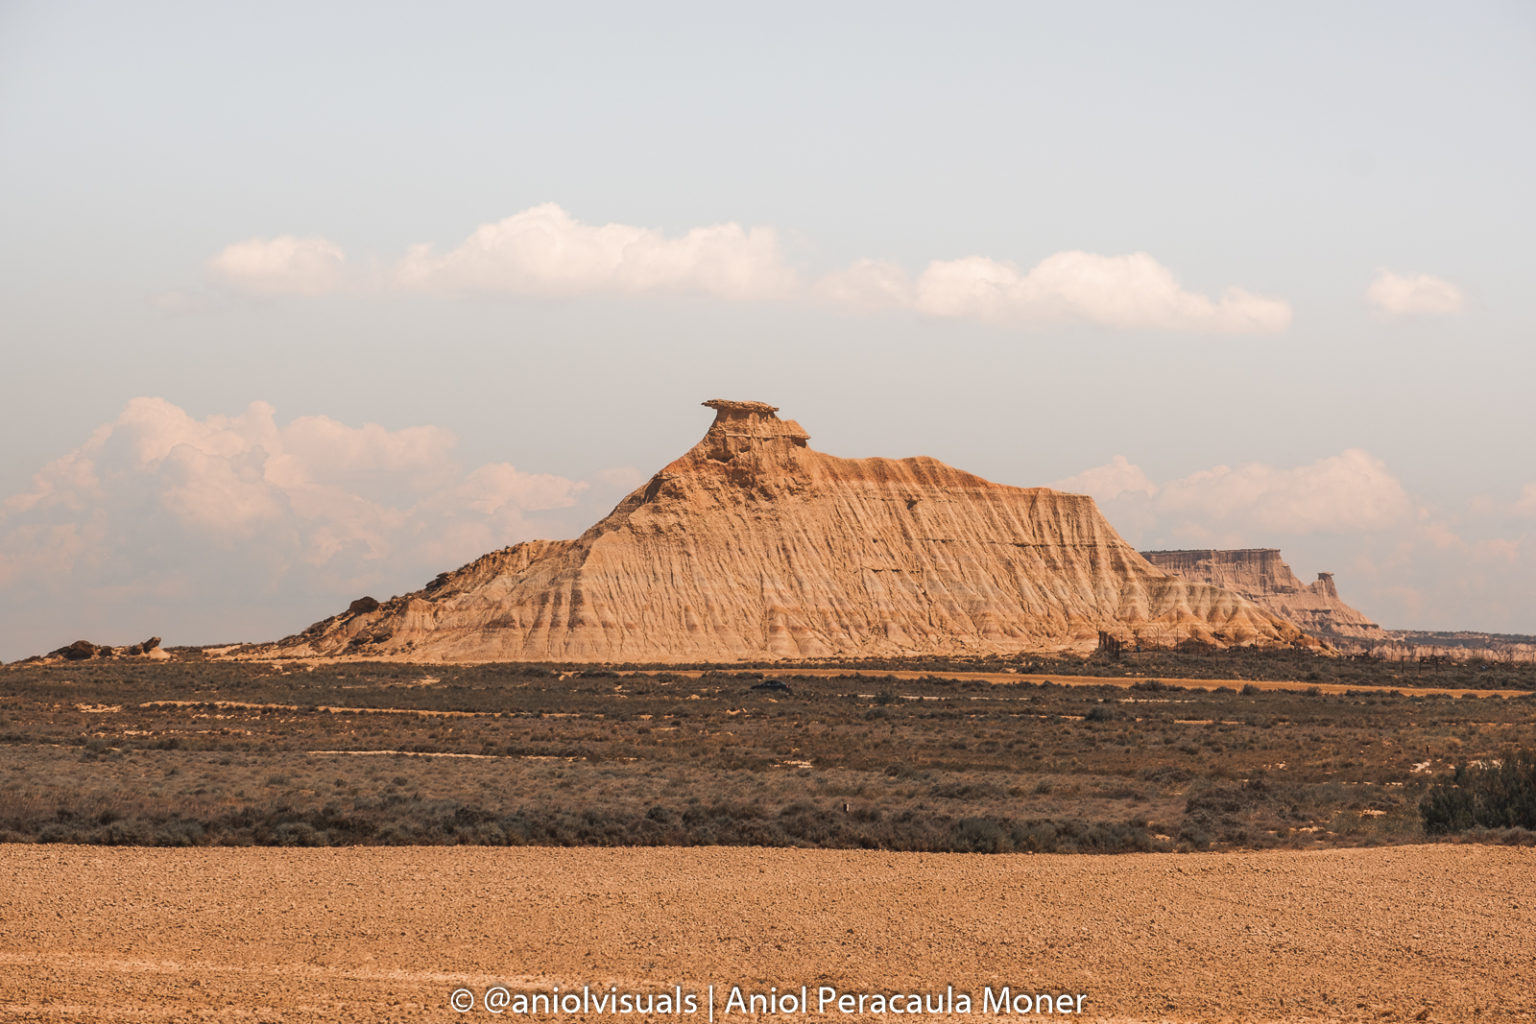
[249,401,1314,663]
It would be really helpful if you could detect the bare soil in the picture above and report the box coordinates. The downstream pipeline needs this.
[1,845,1531,1023]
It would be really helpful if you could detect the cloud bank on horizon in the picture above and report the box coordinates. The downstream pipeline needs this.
[0,398,642,658]
[1053,451,1533,635]
[209,203,1299,334]
[2,396,1532,658]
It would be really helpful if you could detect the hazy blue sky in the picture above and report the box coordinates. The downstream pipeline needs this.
[2,1,1533,658]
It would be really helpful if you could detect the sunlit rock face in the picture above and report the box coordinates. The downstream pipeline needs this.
[1141,548,1387,644]
[259,401,1314,662]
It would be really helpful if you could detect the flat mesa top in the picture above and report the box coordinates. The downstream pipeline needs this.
[703,399,780,415]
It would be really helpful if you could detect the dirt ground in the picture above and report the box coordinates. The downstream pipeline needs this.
[1,846,1531,1023]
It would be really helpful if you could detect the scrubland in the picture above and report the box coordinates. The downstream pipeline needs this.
[3,653,1533,853]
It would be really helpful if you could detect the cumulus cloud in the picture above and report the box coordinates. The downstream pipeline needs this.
[1053,448,1415,543]
[0,399,595,652]
[396,203,796,300]
[819,251,1292,333]
[1155,450,1416,536]
[1366,269,1464,316]
[1048,449,1536,633]
[210,235,347,295]
[202,204,1291,334]
[1051,455,1156,501]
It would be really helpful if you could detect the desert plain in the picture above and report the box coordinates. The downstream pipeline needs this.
[3,653,1535,1022]
[2,843,1533,1023]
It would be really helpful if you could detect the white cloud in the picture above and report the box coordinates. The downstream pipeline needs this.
[1157,449,1415,536]
[1366,268,1464,316]
[820,251,1291,333]
[1051,455,1156,500]
[396,203,796,300]
[0,399,590,620]
[1048,449,1536,633]
[202,205,1291,335]
[817,258,915,311]
[455,463,580,518]
[210,235,347,295]
[1056,448,1415,544]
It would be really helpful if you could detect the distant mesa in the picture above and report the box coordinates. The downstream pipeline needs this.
[1140,549,1387,644]
[245,399,1315,663]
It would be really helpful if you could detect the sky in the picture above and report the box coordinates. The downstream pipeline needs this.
[1,1,1533,659]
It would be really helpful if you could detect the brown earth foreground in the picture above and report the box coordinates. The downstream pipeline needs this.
[1,846,1532,1024]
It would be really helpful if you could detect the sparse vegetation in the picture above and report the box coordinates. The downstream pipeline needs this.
[1420,748,1536,835]
[718,647,1536,692]
[0,655,1531,852]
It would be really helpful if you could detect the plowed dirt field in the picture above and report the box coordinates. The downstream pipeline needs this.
[1,845,1531,1023]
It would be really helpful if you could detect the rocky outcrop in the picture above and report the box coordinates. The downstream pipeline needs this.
[1371,631,1536,664]
[1140,549,1387,643]
[40,637,166,662]
[55,639,102,661]
[256,401,1316,663]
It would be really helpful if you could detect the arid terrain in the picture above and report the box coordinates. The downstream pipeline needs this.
[1141,549,1386,644]
[4,652,1533,1022]
[259,400,1313,663]
[4,653,1534,852]
[1,844,1532,1023]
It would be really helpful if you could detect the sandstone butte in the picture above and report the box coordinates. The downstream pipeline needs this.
[251,400,1318,663]
[1141,548,1389,644]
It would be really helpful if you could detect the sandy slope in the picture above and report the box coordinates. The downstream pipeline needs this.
[1,846,1532,1023]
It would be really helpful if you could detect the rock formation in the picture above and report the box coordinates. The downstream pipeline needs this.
[35,637,167,663]
[256,401,1316,663]
[1140,549,1387,643]
[1373,630,1536,664]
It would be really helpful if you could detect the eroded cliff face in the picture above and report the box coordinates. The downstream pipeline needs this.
[1140,549,1387,643]
[257,401,1315,662]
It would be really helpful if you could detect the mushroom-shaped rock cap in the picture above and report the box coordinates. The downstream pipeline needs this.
[703,399,781,415]
[700,399,810,446]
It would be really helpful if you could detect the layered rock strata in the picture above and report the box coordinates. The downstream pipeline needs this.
[259,401,1314,662]
[1141,548,1387,643]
